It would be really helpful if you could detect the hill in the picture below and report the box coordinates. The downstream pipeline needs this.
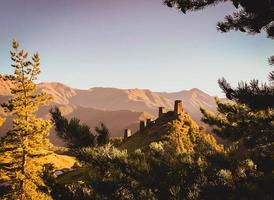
[119,100,223,154]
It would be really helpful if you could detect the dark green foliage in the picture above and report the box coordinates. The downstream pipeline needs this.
[95,122,110,146]
[46,96,273,199]
[46,142,274,199]
[218,77,274,110]
[41,164,92,200]
[50,107,68,138]
[50,107,96,149]
[46,143,221,200]
[45,114,224,199]
[200,158,274,200]
[268,56,274,66]
[163,0,274,39]
[50,107,111,149]
[200,98,274,149]
[200,93,274,200]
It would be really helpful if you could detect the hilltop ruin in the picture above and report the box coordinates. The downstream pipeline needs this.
[123,100,183,139]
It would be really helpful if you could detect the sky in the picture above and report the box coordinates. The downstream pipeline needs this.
[0,0,273,96]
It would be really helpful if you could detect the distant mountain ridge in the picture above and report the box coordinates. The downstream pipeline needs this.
[70,87,173,114]
[0,78,218,144]
[38,83,216,120]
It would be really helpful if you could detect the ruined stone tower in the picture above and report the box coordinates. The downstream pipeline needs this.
[158,107,166,117]
[139,120,146,131]
[146,118,152,126]
[174,100,183,115]
[124,129,131,139]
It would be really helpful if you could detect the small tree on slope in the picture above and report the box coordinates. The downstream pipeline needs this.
[95,122,110,146]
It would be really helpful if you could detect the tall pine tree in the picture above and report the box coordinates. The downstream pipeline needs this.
[0,40,53,200]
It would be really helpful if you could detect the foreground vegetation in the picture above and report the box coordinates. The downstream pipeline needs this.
[43,103,273,200]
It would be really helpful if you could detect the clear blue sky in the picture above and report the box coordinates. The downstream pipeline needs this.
[0,0,273,96]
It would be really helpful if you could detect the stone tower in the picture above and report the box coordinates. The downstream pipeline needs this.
[174,100,183,115]
[124,129,131,139]
[158,107,166,117]
[139,120,146,131]
[146,118,152,125]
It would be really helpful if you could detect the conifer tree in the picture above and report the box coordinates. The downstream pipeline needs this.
[200,98,274,150]
[50,107,96,149]
[95,122,110,146]
[200,99,274,198]
[0,40,53,200]
[163,0,274,39]
[218,76,274,110]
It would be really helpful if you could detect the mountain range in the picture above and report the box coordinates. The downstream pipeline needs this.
[0,78,218,145]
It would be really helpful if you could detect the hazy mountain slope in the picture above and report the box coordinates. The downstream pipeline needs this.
[70,87,173,114]
[65,106,153,137]
[38,82,77,104]
[0,77,216,120]
[0,102,150,144]
[0,78,153,143]
[36,84,173,114]
[0,78,13,96]
[0,78,218,141]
